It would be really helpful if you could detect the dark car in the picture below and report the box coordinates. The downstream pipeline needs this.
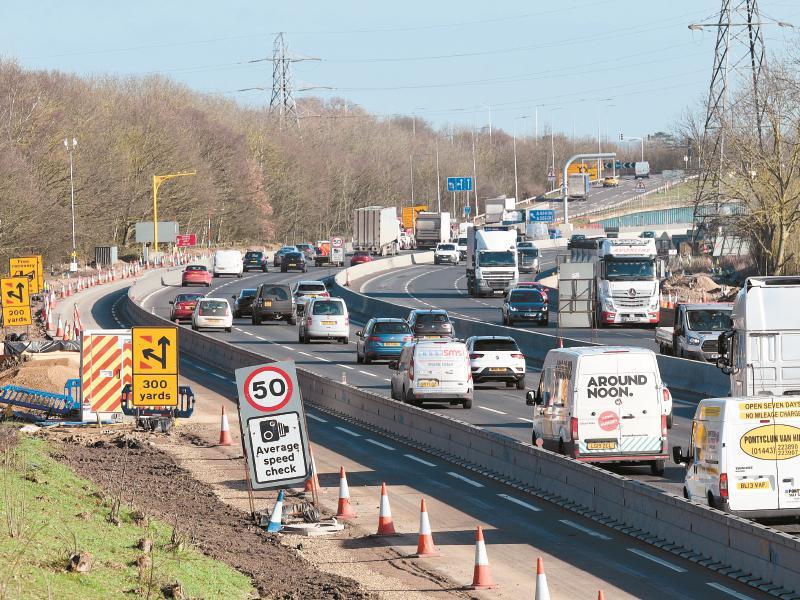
[406,309,454,339]
[273,246,298,267]
[232,288,257,318]
[251,283,296,325]
[567,234,586,250]
[502,288,548,326]
[355,318,412,364]
[243,251,268,272]
[281,251,307,273]
[640,230,656,239]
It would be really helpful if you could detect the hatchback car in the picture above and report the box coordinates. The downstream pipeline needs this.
[515,281,549,302]
[299,298,349,344]
[243,250,268,272]
[281,251,307,273]
[466,336,526,389]
[251,283,295,325]
[350,251,373,266]
[169,293,204,323]
[182,264,212,287]
[356,318,412,364]
[407,309,454,340]
[434,243,459,265]
[273,246,298,267]
[293,281,329,315]
[192,298,232,332]
[502,287,548,326]
[231,288,257,318]
[603,176,620,187]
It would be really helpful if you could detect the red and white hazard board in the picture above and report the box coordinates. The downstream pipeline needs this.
[80,329,132,418]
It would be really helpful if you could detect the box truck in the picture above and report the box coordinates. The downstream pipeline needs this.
[414,212,451,249]
[353,206,399,256]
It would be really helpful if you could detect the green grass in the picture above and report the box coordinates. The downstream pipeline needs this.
[0,432,255,600]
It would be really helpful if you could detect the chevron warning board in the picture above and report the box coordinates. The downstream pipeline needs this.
[80,330,132,415]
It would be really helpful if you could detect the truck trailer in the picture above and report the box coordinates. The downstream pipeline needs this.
[414,212,451,249]
[353,206,399,256]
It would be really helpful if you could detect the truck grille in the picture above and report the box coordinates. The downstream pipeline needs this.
[611,291,650,309]
[702,339,718,353]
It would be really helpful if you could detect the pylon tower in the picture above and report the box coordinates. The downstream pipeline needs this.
[269,32,301,130]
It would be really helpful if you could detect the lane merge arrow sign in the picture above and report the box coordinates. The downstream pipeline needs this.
[0,276,31,326]
[131,326,179,407]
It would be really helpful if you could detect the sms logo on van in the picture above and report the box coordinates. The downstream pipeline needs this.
[740,424,800,460]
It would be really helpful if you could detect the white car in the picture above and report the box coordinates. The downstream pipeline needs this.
[399,231,415,250]
[389,339,473,408]
[299,298,349,344]
[465,336,526,389]
[433,243,459,265]
[192,297,233,332]
[292,281,329,315]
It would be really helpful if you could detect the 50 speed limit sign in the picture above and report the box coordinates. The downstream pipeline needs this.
[243,365,294,412]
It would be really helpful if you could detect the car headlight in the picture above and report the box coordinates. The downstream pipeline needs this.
[688,337,701,346]
[508,305,518,311]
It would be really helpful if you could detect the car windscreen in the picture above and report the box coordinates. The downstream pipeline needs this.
[478,251,516,267]
[457,237,467,245]
[518,248,539,257]
[438,244,456,251]
[284,252,303,260]
[353,252,369,258]
[415,313,449,325]
[605,258,654,279]
[510,290,544,303]
[199,301,228,316]
[185,265,206,272]
[473,338,519,352]
[239,289,257,298]
[298,284,326,293]
[175,294,202,303]
[686,310,732,332]
[373,322,410,334]
[261,286,289,300]
[245,252,262,259]
[312,301,344,316]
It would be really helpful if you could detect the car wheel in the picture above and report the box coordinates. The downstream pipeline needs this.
[558,439,565,455]
[298,331,305,343]
[356,352,363,364]
[225,327,232,333]
[651,460,666,477]
[516,378,526,390]
[234,311,240,319]
[281,268,286,272]
[205,283,211,287]
[237,273,242,278]
[683,487,690,500]
[539,319,548,326]
[506,381,514,388]
[462,395,473,409]
[508,319,514,327]
[502,314,508,325]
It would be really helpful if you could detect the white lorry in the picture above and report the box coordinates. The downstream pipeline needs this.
[717,276,800,397]
[353,206,399,256]
[484,197,515,225]
[673,397,800,519]
[567,173,590,201]
[414,212,451,250]
[465,226,518,297]
[655,302,733,361]
[595,238,661,327]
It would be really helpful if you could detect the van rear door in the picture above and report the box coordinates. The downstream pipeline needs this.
[775,400,800,511]
[576,353,623,456]
[729,400,781,512]
[414,342,468,394]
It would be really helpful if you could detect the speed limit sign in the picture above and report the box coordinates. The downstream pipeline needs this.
[243,365,293,412]
[331,236,343,249]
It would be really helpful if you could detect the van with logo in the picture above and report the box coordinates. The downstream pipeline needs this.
[526,346,672,475]
[673,397,800,519]
[389,339,473,408]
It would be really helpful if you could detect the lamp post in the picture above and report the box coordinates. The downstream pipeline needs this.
[619,133,645,161]
[152,171,196,254]
[64,137,78,273]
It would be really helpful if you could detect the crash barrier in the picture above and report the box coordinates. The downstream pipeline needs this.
[125,268,799,595]
[331,255,730,398]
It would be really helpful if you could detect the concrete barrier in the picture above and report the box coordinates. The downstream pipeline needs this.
[124,268,799,594]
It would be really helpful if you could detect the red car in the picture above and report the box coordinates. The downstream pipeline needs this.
[350,251,373,266]
[516,281,549,301]
[182,264,212,287]
[169,293,204,323]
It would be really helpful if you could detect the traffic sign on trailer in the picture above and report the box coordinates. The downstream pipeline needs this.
[131,326,179,407]
[1,276,31,326]
[235,361,311,489]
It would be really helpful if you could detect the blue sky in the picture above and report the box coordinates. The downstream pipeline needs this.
[2,1,799,137]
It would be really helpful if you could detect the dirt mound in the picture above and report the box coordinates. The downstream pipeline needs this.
[0,357,78,393]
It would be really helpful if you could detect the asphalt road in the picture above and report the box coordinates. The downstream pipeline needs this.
[77,266,772,599]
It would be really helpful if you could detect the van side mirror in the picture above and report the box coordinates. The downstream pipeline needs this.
[388,360,398,370]
[716,330,734,374]
[526,390,542,406]
[355,330,363,337]
[672,446,687,465]
[232,295,237,299]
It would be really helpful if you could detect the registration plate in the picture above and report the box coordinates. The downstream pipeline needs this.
[489,368,507,373]
[263,300,272,307]
[322,320,336,325]
[587,441,617,450]
[418,379,439,388]
[525,313,539,317]
[207,318,223,323]
[621,316,637,323]
[384,342,400,347]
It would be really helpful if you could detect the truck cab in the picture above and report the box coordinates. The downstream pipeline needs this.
[466,226,519,297]
[596,238,660,327]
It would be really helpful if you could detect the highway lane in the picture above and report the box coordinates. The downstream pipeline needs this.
[82,272,770,599]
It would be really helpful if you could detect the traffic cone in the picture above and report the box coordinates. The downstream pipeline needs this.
[413,498,439,557]
[267,489,284,532]
[469,525,496,589]
[49,292,56,310]
[374,482,398,536]
[336,466,357,518]
[535,557,550,600]
[304,447,320,493]
[598,592,605,600]
[55,316,64,338]
[219,405,233,446]
[73,304,83,334]
[558,337,563,348]
[46,307,53,333]
[63,322,72,342]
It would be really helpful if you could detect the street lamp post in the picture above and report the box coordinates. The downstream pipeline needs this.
[152,171,196,255]
[64,137,78,272]
[619,134,645,161]
[435,138,441,212]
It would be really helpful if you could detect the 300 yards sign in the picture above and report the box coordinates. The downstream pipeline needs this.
[235,361,311,489]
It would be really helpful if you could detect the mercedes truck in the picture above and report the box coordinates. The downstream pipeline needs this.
[595,238,661,327]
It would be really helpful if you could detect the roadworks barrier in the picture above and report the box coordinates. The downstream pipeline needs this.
[125,258,799,595]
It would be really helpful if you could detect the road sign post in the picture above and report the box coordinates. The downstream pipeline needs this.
[447,177,473,192]
[131,326,179,407]
[1,276,31,327]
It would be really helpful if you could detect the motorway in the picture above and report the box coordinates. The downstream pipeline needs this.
[74,261,773,599]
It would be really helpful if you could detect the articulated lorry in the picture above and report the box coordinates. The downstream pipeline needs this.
[466,225,518,297]
[353,206,399,256]
[414,211,451,249]
[655,303,733,361]
[717,276,800,396]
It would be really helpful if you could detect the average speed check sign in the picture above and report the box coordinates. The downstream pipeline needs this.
[235,361,311,489]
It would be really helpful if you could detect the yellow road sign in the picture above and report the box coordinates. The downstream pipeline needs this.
[9,256,42,294]
[1,276,31,326]
[131,326,179,407]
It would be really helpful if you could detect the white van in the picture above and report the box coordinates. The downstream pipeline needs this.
[673,397,800,519]
[526,346,671,475]
[389,340,473,408]
[213,250,243,278]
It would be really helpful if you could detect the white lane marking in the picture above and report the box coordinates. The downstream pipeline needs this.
[211,373,228,380]
[140,288,162,309]
[315,356,331,362]
[254,336,266,341]
[306,414,327,423]
[366,439,396,451]
[335,426,361,437]
[242,331,254,336]
[559,519,612,540]
[705,583,754,600]
[447,472,484,488]
[626,548,687,573]
[498,493,542,512]
[359,370,378,377]
[359,265,421,294]
[383,378,391,382]
[298,351,312,357]
[478,406,507,415]
[281,345,292,350]
[340,364,355,370]
[404,454,436,467]
[517,417,534,423]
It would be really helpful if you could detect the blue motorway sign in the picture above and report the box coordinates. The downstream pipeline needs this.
[447,176,473,192]
[528,209,555,223]
[463,205,471,216]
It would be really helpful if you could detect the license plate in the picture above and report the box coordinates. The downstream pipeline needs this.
[525,313,539,317]
[587,441,617,450]
[622,317,637,323]
[263,300,272,307]
[384,342,400,347]
[489,368,507,373]
[418,380,438,388]
[207,318,222,323]
[322,320,336,325]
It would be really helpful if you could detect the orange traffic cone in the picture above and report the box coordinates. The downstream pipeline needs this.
[218,405,233,446]
[374,482,398,536]
[413,498,439,557]
[598,592,605,600]
[336,467,357,518]
[304,447,320,493]
[535,557,550,600]
[46,307,53,333]
[55,316,64,338]
[558,337,563,349]
[63,322,72,342]
[469,525,496,589]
